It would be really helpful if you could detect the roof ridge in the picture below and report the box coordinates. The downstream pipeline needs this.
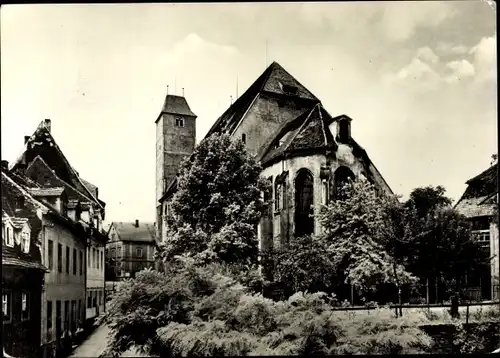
[316,104,329,147]
[1,172,50,214]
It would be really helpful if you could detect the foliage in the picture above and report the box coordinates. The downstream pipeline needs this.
[405,185,453,219]
[102,259,434,357]
[268,235,336,295]
[453,319,500,354]
[317,178,417,296]
[158,133,271,266]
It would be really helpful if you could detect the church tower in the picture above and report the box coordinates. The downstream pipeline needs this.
[155,92,197,234]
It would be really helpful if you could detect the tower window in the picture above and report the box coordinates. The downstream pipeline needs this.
[242,133,246,144]
[175,117,184,127]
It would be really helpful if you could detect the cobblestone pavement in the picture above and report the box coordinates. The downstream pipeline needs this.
[70,324,148,357]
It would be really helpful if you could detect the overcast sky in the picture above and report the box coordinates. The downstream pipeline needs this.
[1,2,497,224]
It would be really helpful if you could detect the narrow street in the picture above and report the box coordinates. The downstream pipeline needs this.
[70,324,149,357]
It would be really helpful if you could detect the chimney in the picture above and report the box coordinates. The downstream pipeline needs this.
[1,160,8,171]
[44,119,51,132]
[135,219,139,228]
[24,136,30,144]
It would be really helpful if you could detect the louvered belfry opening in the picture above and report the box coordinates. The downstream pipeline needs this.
[294,169,314,237]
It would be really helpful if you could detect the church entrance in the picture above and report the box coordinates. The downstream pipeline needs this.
[294,169,314,237]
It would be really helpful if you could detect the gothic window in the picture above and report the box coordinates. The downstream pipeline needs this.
[242,133,246,144]
[294,169,314,237]
[175,117,184,127]
[333,166,355,201]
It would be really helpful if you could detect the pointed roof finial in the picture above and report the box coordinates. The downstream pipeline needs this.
[167,85,169,96]
[182,88,185,97]
[230,95,233,105]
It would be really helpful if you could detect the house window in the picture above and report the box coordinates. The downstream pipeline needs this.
[111,248,116,257]
[47,301,53,342]
[136,247,143,258]
[175,117,185,127]
[48,240,54,270]
[101,251,104,271]
[66,246,70,274]
[56,301,61,340]
[275,181,281,211]
[80,250,83,275]
[21,231,30,253]
[117,246,122,257]
[96,249,100,270]
[87,292,92,308]
[58,244,62,273]
[111,233,116,241]
[333,166,355,201]
[21,292,29,321]
[242,133,246,144]
[71,300,76,333]
[64,300,69,333]
[2,292,11,322]
[5,225,14,247]
[73,249,77,275]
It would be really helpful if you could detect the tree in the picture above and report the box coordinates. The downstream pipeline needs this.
[270,235,336,297]
[402,186,488,301]
[158,133,271,266]
[317,178,417,301]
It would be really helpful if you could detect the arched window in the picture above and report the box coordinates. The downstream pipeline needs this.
[294,169,314,237]
[333,166,355,201]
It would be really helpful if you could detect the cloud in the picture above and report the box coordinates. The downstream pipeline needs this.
[437,42,469,55]
[444,59,476,84]
[416,46,439,64]
[470,35,496,83]
[379,2,458,42]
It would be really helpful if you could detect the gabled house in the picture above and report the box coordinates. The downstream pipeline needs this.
[455,162,499,301]
[6,119,109,357]
[2,165,48,358]
[105,220,157,280]
[156,61,393,253]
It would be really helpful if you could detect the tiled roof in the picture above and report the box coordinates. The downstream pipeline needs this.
[157,95,197,120]
[261,103,337,165]
[80,178,98,198]
[113,222,156,243]
[2,256,48,272]
[28,187,65,197]
[455,195,497,218]
[454,163,498,218]
[206,61,319,138]
[10,123,105,209]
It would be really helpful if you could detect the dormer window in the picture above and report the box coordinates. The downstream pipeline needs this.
[16,196,25,210]
[282,84,298,96]
[5,225,14,247]
[21,231,30,253]
[175,117,185,127]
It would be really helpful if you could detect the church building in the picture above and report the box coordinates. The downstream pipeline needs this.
[155,61,393,251]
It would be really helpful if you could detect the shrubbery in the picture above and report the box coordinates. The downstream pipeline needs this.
[102,259,434,357]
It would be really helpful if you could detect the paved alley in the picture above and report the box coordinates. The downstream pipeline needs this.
[70,324,149,358]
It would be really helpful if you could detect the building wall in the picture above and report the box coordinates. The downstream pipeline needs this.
[40,219,86,347]
[231,95,309,157]
[2,267,44,358]
[86,236,105,320]
[121,242,155,278]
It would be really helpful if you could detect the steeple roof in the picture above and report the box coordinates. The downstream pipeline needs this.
[156,94,197,122]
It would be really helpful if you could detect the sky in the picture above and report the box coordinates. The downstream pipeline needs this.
[1,2,497,224]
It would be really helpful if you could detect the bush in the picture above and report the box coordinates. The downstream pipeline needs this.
[102,260,435,357]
